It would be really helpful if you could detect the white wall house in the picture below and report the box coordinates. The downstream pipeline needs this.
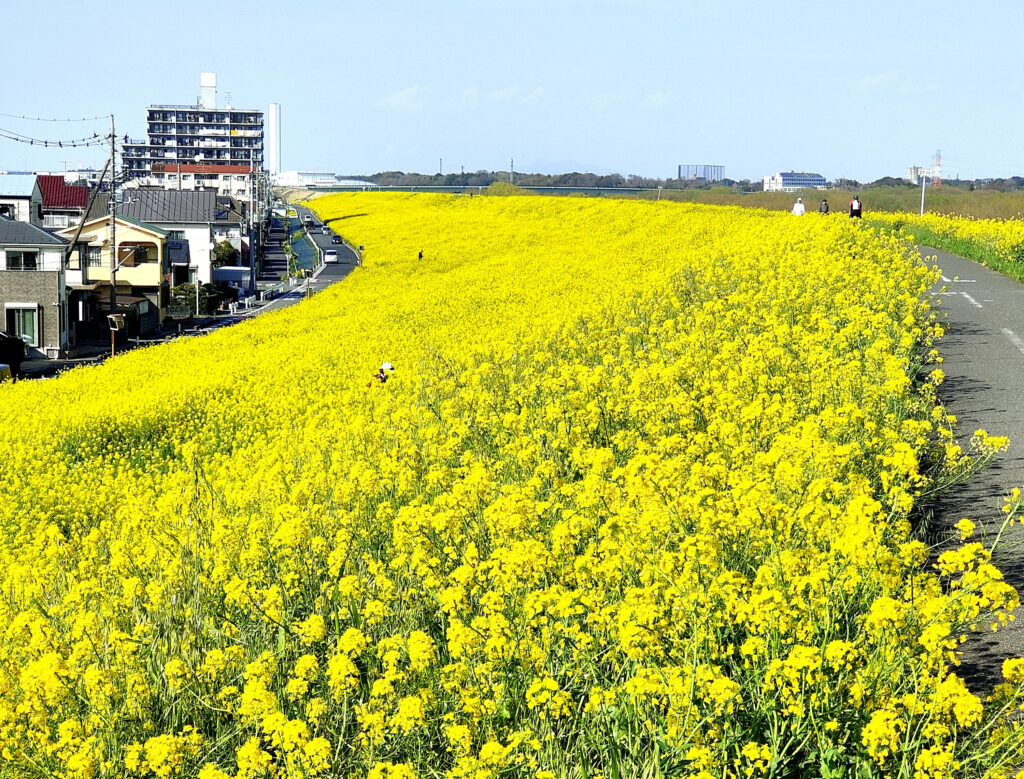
[0,175,43,225]
[115,189,244,285]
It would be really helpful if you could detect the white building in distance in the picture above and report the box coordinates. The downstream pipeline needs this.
[763,171,828,192]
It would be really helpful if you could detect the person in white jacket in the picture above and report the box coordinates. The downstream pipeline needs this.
[791,197,805,216]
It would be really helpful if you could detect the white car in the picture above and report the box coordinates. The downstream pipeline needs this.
[323,249,338,264]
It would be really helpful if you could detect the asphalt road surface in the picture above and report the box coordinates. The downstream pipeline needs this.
[925,246,1024,690]
[291,204,360,266]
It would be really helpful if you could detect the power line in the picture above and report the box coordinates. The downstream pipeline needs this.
[0,111,112,122]
[0,127,108,148]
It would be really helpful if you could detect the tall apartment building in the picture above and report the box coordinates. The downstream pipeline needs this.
[122,73,264,194]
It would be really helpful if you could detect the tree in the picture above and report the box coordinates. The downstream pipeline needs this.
[871,176,911,188]
[170,283,218,316]
[211,240,239,269]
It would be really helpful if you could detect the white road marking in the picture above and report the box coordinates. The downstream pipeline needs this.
[1004,328,1024,359]
[960,291,983,308]
[941,275,951,282]
[954,279,977,283]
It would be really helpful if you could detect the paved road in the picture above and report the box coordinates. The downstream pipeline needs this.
[290,203,362,267]
[925,246,1024,689]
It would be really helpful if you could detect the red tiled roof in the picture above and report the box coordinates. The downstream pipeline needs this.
[151,163,251,174]
[38,174,88,210]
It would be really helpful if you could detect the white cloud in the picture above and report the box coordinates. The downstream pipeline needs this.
[855,71,898,92]
[376,87,428,113]
[520,87,545,104]
[641,91,672,109]
[486,86,545,105]
[580,94,616,112]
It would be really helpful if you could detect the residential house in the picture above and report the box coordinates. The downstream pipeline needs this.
[0,174,43,224]
[0,217,69,358]
[38,175,88,229]
[59,214,169,336]
[85,189,244,287]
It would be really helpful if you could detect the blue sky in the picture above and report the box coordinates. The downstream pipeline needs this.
[4,0,1023,182]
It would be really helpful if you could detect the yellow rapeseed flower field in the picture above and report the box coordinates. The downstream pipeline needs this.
[1,193,1022,778]
[870,210,1024,270]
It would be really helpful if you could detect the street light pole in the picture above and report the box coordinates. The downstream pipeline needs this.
[920,171,929,216]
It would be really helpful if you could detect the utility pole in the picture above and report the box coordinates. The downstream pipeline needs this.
[510,158,514,185]
[248,157,255,296]
[109,115,117,323]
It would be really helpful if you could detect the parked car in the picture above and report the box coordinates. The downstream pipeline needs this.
[323,249,339,264]
[0,331,27,375]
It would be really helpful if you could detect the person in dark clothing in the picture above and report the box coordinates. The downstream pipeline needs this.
[367,361,395,388]
[819,199,830,214]
[849,195,863,219]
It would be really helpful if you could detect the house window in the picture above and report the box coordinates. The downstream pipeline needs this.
[168,230,185,240]
[6,251,38,271]
[88,247,103,267]
[118,244,157,265]
[6,307,39,347]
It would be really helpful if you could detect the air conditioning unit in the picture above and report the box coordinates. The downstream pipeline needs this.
[44,346,60,359]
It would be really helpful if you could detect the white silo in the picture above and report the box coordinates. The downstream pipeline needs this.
[268,103,281,176]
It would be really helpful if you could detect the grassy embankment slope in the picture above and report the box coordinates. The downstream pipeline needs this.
[2,193,1022,777]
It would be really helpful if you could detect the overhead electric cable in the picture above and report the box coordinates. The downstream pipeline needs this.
[0,111,112,122]
[0,127,107,148]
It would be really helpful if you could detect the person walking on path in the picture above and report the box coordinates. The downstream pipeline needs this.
[819,198,830,214]
[791,197,805,216]
[849,195,863,219]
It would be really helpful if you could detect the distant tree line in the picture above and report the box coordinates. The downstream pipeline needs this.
[855,176,1024,192]
[347,170,765,192]
[337,171,1024,194]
